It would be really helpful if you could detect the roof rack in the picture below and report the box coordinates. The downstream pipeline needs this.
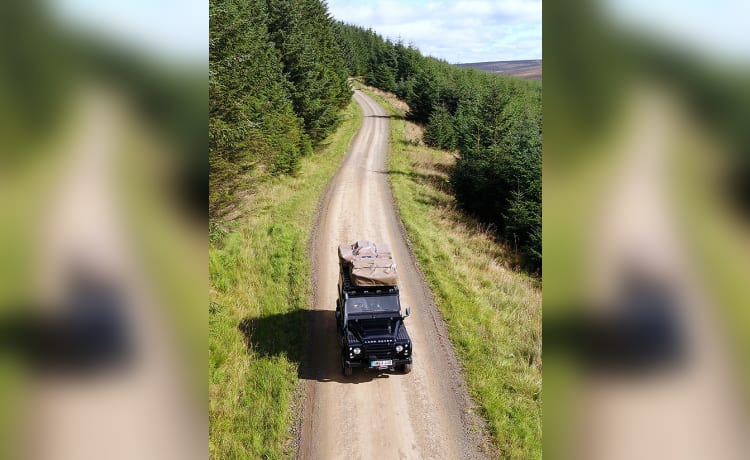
[341,264,398,295]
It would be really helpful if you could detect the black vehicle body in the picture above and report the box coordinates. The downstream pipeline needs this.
[336,266,412,375]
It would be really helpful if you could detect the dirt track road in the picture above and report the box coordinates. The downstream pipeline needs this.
[577,88,749,459]
[299,90,489,459]
[26,90,203,460]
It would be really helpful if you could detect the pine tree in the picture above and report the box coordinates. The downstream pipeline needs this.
[209,0,307,215]
[265,0,352,143]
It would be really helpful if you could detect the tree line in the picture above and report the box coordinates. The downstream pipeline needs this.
[335,23,542,272]
[209,0,541,272]
[209,0,351,216]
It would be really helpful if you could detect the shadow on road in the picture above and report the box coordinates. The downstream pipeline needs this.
[239,309,397,384]
[366,114,407,120]
[544,271,686,377]
[379,169,453,194]
[0,272,133,377]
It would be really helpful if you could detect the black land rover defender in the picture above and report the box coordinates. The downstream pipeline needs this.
[335,265,412,376]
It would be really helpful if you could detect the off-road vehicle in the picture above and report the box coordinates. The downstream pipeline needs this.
[336,241,412,376]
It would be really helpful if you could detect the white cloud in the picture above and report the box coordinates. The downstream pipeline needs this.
[327,0,541,62]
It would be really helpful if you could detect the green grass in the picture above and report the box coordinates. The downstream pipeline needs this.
[0,97,84,460]
[209,100,362,459]
[359,84,542,458]
[670,118,750,387]
[542,88,750,456]
[117,98,208,395]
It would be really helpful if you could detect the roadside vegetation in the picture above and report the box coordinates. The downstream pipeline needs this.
[208,1,359,456]
[209,0,351,217]
[545,2,750,455]
[360,84,542,458]
[336,25,542,273]
[671,116,750,387]
[208,100,362,459]
[209,0,543,455]
[1,4,206,458]
[213,4,542,270]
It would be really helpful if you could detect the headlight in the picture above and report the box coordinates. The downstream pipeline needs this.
[353,347,361,355]
[395,345,404,353]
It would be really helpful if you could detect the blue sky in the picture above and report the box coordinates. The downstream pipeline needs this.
[326,0,542,63]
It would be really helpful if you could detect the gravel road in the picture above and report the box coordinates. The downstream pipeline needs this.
[299,89,490,460]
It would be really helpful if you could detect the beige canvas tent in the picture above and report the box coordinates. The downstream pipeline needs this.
[338,240,397,286]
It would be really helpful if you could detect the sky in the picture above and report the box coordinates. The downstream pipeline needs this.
[326,0,542,63]
[604,0,750,62]
[46,1,747,66]
[51,0,207,63]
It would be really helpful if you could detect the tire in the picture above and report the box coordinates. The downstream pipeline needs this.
[402,363,412,374]
[342,360,352,377]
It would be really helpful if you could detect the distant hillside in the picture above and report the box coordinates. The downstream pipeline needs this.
[457,59,542,80]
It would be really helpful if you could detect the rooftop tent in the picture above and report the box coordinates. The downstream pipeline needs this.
[338,240,397,287]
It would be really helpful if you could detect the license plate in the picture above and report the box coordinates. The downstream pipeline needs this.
[370,360,393,368]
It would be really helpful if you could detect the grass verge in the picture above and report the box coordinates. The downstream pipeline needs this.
[358,83,543,457]
[671,114,750,387]
[0,94,86,460]
[209,99,362,459]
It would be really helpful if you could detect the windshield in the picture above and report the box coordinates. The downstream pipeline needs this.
[349,318,395,336]
[345,295,400,314]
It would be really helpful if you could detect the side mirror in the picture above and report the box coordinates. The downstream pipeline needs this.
[404,307,410,318]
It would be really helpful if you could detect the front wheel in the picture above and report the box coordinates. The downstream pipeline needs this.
[401,363,412,374]
[342,360,352,377]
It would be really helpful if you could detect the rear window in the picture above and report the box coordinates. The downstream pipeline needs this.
[346,295,400,313]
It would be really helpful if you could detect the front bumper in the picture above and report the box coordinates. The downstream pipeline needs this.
[344,356,412,370]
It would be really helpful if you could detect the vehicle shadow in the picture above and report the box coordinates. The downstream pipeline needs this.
[544,272,686,377]
[239,308,394,384]
[0,271,134,377]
